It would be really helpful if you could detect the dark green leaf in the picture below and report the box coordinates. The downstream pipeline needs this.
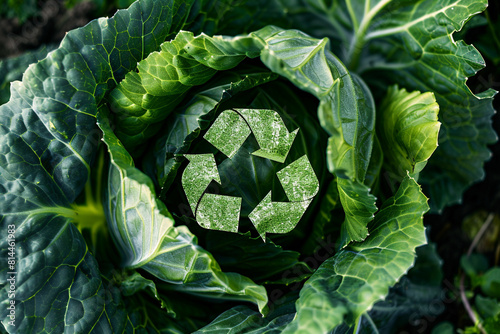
[283,175,428,333]
[431,322,455,334]
[194,292,301,334]
[475,295,500,320]
[206,232,312,283]
[480,267,500,298]
[461,254,489,278]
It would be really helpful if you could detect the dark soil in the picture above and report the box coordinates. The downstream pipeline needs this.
[0,0,96,59]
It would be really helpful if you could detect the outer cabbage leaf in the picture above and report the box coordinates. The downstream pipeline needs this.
[0,0,236,332]
[282,0,497,211]
[98,106,269,314]
[319,243,444,333]
[283,175,428,333]
[0,0,213,213]
[195,292,300,334]
[470,8,500,66]
[0,211,130,333]
[212,0,292,36]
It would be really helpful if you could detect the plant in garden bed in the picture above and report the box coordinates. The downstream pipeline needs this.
[0,0,496,333]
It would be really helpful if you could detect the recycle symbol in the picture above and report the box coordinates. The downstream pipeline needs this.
[181,108,319,241]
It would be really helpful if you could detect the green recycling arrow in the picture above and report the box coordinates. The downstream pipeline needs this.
[182,154,221,214]
[248,155,319,241]
[277,155,319,201]
[182,109,319,241]
[182,154,242,233]
[249,192,313,242]
[197,194,241,233]
[204,109,251,159]
[236,108,299,163]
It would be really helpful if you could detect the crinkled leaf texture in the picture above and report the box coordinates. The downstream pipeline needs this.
[282,0,497,211]
[98,106,268,313]
[282,175,429,333]
[377,85,441,180]
[0,0,250,332]
[320,243,444,333]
